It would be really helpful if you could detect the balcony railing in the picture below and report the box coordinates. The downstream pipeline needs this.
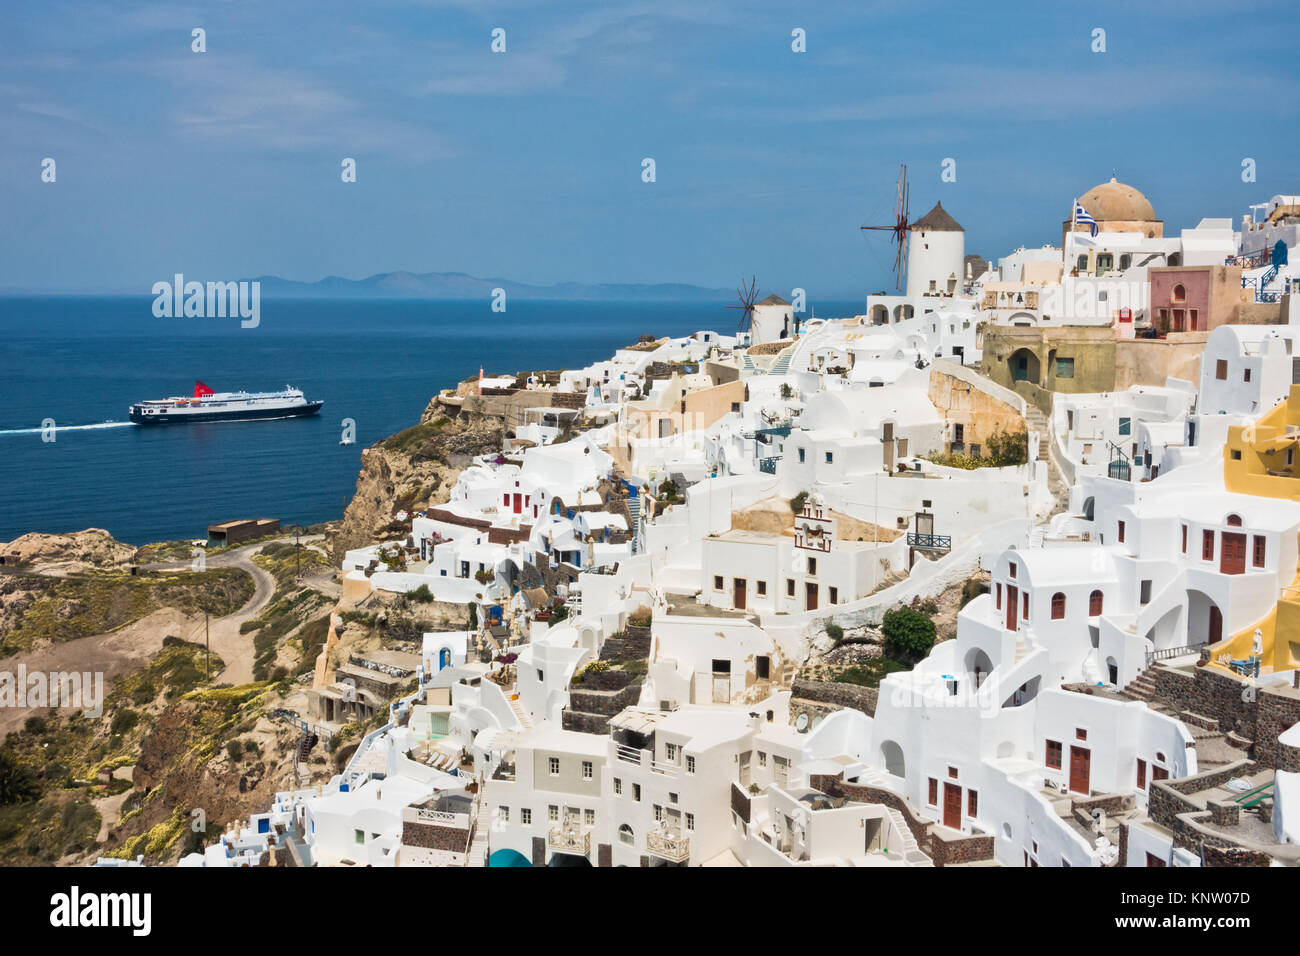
[547,826,591,856]
[906,532,951,551]
[645,827,690,862]
[758,456,780,474]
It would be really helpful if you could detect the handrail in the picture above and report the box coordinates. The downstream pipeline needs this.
[1145,643,1201,665]
[907,532,952,550]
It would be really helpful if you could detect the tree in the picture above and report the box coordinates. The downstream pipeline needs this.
[985,428,1029,466]
[0,750,39,805]
[881,606,936,662]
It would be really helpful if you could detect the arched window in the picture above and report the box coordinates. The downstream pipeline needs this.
[1089,589,1103,616]
[1172,284,1186,303]
[1051,592,1066,620]
[1226,514,1242,527]
[618,824,634,845]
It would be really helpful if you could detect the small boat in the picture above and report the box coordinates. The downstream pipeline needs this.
[339,436,355,446]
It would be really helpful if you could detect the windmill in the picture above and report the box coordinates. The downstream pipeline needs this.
[860,164,911,291]
[727,275,761,336]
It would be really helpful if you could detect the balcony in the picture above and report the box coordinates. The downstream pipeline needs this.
[758,456,780,474]
[547,825,591,856]
[906,532,951,552]
[645,827,690,863]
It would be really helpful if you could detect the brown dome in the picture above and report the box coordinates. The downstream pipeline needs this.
[1078,176,1155,222]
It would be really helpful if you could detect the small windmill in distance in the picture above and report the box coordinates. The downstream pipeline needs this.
[727,275,761,337]
[860,163,911,291]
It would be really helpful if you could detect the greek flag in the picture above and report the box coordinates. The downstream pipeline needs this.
[1074,201,1098,237]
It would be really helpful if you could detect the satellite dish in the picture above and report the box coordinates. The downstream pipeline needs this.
[795,712,809,732]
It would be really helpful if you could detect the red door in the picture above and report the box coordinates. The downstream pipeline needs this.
[1151,765,1169,784]
[733,578,746,611]
[943,783,962,829]
[1069,746,1091,795]
[805,582,818,611]
[1006,585,1018,631]
[512,493,522,514]
[1220,533,1246,575]
[1209,605,1223,643]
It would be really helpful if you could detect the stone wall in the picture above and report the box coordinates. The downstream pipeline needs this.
[600,624,652,662]
[1146,757,1271,864]
[928,828,995,867]
[401,820,471,854]
[789,678,878,722]
[1156,664,1255,742]
[1256,682,1300,769]
[928,366,1027,453]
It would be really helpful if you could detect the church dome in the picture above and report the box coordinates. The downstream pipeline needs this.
[1078,176,1155,222]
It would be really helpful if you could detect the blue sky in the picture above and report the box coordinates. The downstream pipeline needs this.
[2,0,1298,298]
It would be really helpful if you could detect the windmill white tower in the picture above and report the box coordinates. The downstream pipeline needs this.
[906,201,965,299]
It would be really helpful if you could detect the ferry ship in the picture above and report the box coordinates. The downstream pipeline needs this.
[129,382,323,425]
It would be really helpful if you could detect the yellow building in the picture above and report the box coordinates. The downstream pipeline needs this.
[1215,385,1300,673]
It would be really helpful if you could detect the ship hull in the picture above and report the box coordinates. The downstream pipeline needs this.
[129,401,323,425]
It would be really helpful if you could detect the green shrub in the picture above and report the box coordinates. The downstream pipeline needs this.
[409,583,434,602]
[881,606,936,663]
[109,709,139,737]
[825,623,844,643]
[628,606,652,628]
[960,576,987,607]
[789,491,809,514]
[225,740,244,761]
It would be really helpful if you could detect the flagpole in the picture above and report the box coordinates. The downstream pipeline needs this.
[1068,198,1077,276]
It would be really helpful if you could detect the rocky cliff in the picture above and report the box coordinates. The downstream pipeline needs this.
[0,528,137,573]
[329,413,504,563]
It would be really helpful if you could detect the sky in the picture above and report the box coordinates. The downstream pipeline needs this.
[2,0,1298,299]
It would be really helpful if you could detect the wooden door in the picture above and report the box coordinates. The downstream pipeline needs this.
[733,578,746,610]
[942,783,962,829]
[1220,533,1246,575]
[1006,585,1018,631]
[1151,765,1168,784]
[1209,605,1223,643]
[805,582,818,611]
[1146,852,1167,867]
[1068,746,1091,795]
[512,493,522,514]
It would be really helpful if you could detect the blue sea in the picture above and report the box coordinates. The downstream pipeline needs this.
[0,296,860,545]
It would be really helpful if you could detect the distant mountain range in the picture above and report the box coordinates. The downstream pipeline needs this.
[250,270,735,302]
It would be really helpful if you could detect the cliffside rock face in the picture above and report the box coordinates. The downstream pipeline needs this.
[0,529,136,573]
[329,415,504,563]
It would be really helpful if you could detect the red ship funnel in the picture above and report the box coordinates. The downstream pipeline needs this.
[194,381,215,398]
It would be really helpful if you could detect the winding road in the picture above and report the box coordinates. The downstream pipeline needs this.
[138,535,329,684]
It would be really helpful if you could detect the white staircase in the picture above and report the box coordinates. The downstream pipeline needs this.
[1014,637,1029,663]
[508,694,533,730]
[627,495,642,553]
[467,791,490,867]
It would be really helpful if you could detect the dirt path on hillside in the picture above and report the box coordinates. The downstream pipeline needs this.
[0,540,284,739]
[0,607,190,737]
[141,542,278,685]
